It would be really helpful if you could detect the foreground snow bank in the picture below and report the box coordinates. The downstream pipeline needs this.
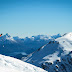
[0,54,47,72]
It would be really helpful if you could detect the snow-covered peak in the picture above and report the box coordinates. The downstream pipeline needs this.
[2,33,11,39]
[63,32,72,40]
[0,54,47,72]
[1,33,15,41]
[2,33,10,38]
[5,33,11,37]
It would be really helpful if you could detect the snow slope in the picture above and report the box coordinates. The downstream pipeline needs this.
[0,54,47,72]
[22,32,72,72]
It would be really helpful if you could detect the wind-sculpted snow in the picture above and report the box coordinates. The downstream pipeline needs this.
[0,54,47,72]
[0,33,61,57]
[22,32,72,72]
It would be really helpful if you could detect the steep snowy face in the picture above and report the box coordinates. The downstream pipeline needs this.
[56,32,72,51]
[22,33,72,72]
[0,54,47,72]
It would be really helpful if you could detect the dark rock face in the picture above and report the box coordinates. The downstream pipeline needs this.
[40,53,72,72]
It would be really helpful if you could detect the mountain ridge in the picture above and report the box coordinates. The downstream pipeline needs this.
[22,32,72,72]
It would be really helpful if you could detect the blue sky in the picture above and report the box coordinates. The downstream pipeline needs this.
[0,0,72,37]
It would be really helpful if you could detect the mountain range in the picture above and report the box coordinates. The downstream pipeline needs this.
[1,32,72,72]
[0,33,61,57]
[22,32,72,72]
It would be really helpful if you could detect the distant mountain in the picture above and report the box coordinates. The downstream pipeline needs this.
[0,33,61,57]
[0,54,47,72]
[22,32,72,72]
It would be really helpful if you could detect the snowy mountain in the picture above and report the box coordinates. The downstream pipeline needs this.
[0,54,47,72]
[0,33,15,41]
[0,33,61,57]
[22,32,72,72]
